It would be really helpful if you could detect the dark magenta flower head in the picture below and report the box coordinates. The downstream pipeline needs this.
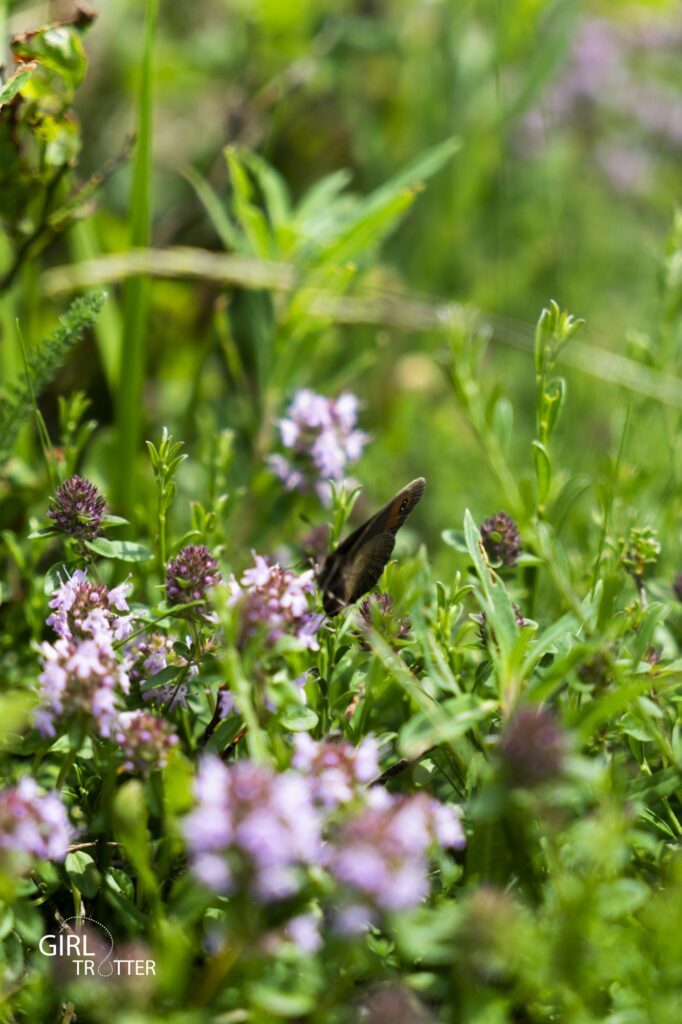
[498,705,565,788]
[165,545,221,614]
[480,512,521,568]
[673,574,682,602]
[47,474,107,540]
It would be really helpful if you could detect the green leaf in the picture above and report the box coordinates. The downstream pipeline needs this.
[84,538,152,562]
[28,526,59,540]
[0,64,35,107]
[399,697,496,759]
[543,377,566,437]
[182,164,241,251]
[441,529,468,553]
[250,985,316,1017]
[280,705,319,733]
[65,851,101,899]
[463,509,518,659]
[100,514,129,527]
[112,780,158,900]
[491,396,514,456]
[532,440,551,505]
[13,25,88,92]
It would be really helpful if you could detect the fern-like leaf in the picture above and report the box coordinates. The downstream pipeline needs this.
[0,292,106,473]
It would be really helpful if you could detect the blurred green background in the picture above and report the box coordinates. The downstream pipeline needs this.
[3,0,682,575]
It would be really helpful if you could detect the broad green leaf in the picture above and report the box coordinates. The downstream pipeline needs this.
[84,538,152,562]
[65,851,101,899]
[281,705,319,732]
[441,529,468,553]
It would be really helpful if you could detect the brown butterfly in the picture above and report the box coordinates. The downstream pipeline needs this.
[317,478,426,616]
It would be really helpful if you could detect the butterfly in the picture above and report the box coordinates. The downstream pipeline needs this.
[317,478,426,616]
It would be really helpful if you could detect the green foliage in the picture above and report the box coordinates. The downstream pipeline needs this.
[0,8,96,289]
[0,292,105,473]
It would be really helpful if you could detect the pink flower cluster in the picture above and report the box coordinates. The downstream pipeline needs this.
[326,789,465,928]
[228,553,322,650]
[46,569,133,643]
[36,633,130,739]
[183,739,465,930]
[291,733,380,808]
[114,710,179,774]
[0,777,71,864]
[37,572,179,772]
[183,757,322,899]
[268,389,368,502]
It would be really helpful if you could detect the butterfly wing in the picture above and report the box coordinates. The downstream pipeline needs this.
[318,478,425,615]
[322,533,396,615]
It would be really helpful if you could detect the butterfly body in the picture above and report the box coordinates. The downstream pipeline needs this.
[317,478,426,615]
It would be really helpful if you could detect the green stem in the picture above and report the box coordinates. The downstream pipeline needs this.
[225,648,269,763]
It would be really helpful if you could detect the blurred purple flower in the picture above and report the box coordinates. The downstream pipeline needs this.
[36,634,131,739]
[520,12,682,176]
[183,756,323,900]
[498,705,566,788]
[284,913,323,954]
[292,734,381,808]
[228,553,322,650]
[166,545,221,616]
[325,789,465,923]
[47,474,107,541]
[0,777,71,864]
[142,681,189,712]
[595,141,654,194]
[360,983,434,1024]
[267,389,369,503]
[47,569,133,643]
[114,710,179,774]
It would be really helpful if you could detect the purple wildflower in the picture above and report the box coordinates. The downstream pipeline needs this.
[114,710,179,774]
[166,545,221,616]
[47,569,133,643]
[520,13,682,184]
[674,574,682,603]
[123,632,175,683]
[284,913,323,954]
[498,705,566,788]
[36,635,130,739]
[360,984,434,1024]
[228,553,322,650]
[183,756,322,900]
[142,682,189,712]
[325,789,465,923]
[267,389,369,503]
[357,593,411,648]
[0,777,71,864]
[292,734,381,808]
[480,512,521,568]
[47,474,107,540]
